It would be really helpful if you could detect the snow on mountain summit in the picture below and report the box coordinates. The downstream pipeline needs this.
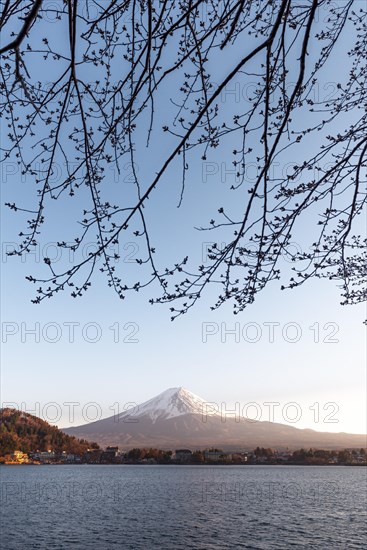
[119,387,220,422]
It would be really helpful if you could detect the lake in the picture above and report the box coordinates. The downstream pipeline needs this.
[1,465,366,549]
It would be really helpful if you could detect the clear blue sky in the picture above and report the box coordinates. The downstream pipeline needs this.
[1,1,366,434]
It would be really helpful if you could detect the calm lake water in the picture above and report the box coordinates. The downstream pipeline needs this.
[1,465,366,549]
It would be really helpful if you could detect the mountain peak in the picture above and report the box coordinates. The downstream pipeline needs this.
[64,388,367,451]
[120,387,219,422]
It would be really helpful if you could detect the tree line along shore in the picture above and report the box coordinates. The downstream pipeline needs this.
[2,446,366,466]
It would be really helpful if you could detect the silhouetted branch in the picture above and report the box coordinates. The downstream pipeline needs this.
[1,0,365,316]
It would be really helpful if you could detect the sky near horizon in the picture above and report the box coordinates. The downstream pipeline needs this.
[1,1,366,435]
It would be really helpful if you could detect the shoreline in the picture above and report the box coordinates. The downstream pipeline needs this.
[1,462,366,467]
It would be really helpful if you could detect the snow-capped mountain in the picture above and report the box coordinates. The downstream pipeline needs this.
[118,387,219,422]
[63,387,366,450]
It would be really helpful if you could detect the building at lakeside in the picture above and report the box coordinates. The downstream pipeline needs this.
[204,450,227,462]
[4,450,30,464]
[100,446,122,464]
[174,449,193,462]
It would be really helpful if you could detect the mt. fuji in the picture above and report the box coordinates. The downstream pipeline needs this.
[63,387,366,450]
[116,387,219,422]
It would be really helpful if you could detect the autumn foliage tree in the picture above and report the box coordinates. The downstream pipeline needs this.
[0,408,96,454]
[1,0,366,317]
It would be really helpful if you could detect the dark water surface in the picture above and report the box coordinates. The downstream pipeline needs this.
[1,465,366,549]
